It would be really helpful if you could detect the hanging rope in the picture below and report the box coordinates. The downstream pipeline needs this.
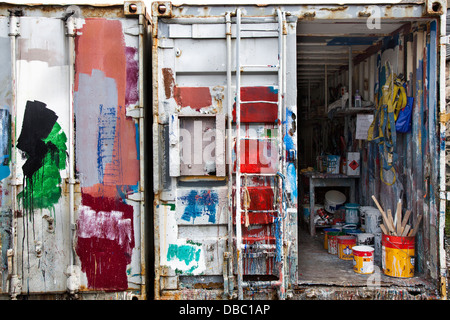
[367,61,407,186]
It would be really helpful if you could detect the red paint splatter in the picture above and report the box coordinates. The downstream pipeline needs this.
[235,139,278,174]
[233,87,278,123]
[125,46,139,106]
[76,193,135,291]
[174,87,212,110]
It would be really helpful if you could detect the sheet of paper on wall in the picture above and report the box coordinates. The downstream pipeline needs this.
[355,114,374,140]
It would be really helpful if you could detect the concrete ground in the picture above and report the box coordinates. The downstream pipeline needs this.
[297,227,434,289]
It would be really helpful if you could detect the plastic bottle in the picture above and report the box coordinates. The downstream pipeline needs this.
[354,90,361,108]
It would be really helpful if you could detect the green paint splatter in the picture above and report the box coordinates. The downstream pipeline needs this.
[18,122,67,213]
[167,243,201,274]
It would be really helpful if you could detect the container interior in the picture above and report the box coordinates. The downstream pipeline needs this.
[296,16,439,290]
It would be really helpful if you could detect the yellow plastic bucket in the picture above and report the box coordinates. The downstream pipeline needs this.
[352,245,374,274]
[337,235,356,260]
[382,234,415,278]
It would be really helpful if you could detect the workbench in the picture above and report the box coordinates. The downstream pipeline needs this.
[300,172,358,236]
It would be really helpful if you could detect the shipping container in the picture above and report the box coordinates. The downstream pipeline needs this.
[151,0,449,300]
[0,0,448,301]
[0,1,149,299]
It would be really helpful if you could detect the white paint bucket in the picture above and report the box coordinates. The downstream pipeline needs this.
[359,206,374,231]
[374,233,382,262]
[356,233,374,247]
[364,207,382,234]
[324,190,346,213]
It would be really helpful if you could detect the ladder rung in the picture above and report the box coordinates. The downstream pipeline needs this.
[243,252,275,258]
[240,65,279,72]
[239,26,279,32]
[238,137,278,141]
[239,100,278,104]
[241,244,276,250]
[238,173,278,177]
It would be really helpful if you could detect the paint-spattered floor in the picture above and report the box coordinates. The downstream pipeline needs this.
[297,227,434,289]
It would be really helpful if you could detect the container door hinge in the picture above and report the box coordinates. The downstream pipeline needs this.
[8,10,22,36]
[127,191,144,202]
[439,112,450,124]
[66,265,81,295]
[126,106,144,119]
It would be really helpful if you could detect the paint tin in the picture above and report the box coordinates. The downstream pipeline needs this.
[343,224,358,233]
[324,190,346,213]
[337,235,356,260]
[327,231,342,255]
[364,207,382,234]
[359,206,371,231]
[345,229,362,238]
[332,222,345,230]
[374,233,382,262]
[326,155,340,174]
[382,234,415,278]
[323,228,339,250]
[352,245,375,274]
[356,233,375,247]
[345,203,360,226]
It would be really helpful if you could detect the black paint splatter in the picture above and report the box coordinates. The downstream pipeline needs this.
[17,100,58,178]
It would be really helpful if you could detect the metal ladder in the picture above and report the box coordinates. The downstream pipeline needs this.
[233,8,287,300]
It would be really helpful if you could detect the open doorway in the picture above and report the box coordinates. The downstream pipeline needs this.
[295,17,437,291]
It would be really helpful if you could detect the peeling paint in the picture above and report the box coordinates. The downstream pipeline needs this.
[74,18,140,291]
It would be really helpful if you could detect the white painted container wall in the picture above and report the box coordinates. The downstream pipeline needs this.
[0,2,147,299]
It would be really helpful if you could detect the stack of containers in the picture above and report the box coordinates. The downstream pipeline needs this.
[359,206,382,263]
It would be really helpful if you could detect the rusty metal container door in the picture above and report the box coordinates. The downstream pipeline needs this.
[0,3,146,298]
[153,4,298,299]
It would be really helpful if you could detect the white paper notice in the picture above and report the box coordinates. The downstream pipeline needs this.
[355,114,374,140]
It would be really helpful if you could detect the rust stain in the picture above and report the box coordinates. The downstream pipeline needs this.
[192,282,224,289]
[319,6,347,12]
[162,67,175,99]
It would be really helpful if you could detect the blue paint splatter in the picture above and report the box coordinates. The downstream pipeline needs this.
[97,104,116,184]
[116,183,139,200]
[283,108,295,150]
[0,156,10,181]
[268,86,278,95]
[135,122,140,161]
[287,163,297,203]
[0,109,10,181]
[179,190,218,223]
